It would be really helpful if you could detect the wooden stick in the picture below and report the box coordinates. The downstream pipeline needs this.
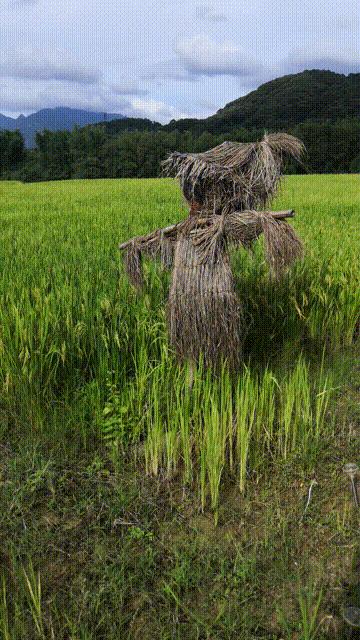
[118,223,180,250]
[270,209,295,219]
[118,210,295,250]
[195,210,295,227]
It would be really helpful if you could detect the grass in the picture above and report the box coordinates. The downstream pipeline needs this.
[0,175,359,638]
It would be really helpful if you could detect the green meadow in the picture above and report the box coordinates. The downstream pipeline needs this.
[0,175,359,639]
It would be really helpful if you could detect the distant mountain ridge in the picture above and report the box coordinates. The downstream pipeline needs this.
[0,70,359,151]
[0,107,125,147]
[163,70,360,134]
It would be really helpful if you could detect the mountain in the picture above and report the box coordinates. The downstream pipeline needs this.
[0,114,17,129]
[164,70,360,134]
[0,107,125,147]
[1,71,359,148]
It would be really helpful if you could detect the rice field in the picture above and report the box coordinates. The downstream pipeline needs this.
[0,174,359,639]
[0,176,358,486]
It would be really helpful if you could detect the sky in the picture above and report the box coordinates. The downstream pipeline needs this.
[1,0,359,121]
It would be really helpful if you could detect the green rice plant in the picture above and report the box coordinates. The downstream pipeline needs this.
[190,359,210,459]
[235,368,257,493]
[0,576,11,640]
[278,366,298,460]
[218,366,234,472]
[297,583,324,640]
[277,581,324,640]
[277,356,334,462]
[279,358,308,458]
[100,351,337,514]
[164,421,179,480]
[199,437,207,512]
[144,369,164,477]
[0,175,358,517]
[203,395,227,522]
[253,367,277,462]
[176,382,193,486]
[291,357,312,453]
[22,563,45,639]
[314,376,333,441]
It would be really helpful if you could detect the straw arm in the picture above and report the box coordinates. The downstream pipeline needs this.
[200,209,295,224]
[118,210,294,250]
[118,222,183,250]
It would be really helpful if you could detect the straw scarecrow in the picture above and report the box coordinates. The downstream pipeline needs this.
[119,133,304,369]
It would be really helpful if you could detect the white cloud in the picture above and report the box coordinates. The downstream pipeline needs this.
[0,78,191,124]
[111,81,149,96]
[0,47,101,84]
[2,0,358,122]
[129,98,190,122]
[141,59,198,82]
[282,44,360,75]
[175,35,268,79]
[0,79,130,114]
[8,0,39,7]
[142,36,272,88]
[195,5,227,22]
[196,98,219,113]
[334,16,357,30]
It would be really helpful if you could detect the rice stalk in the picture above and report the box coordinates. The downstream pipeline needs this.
[236,369,256,493]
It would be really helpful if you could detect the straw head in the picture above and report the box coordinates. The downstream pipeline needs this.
[162,133,305,215]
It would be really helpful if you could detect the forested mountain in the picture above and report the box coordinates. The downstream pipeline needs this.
[216,70,360,127]
[164,70,360,134]
[0,107,125,147]
[0,70,359,180]
[101,118,161,136]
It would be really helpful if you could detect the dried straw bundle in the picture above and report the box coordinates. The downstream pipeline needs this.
[119,132,305,368]
[167,233,242,368]
[190,210,303,275]
[123,240,144,288]
[121,210,302,365]
[122,228,177,287]
[166,211,302,365]
[256,213,303,276]
[162,133,304,214]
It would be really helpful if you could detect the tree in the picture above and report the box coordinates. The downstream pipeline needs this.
[35,129,72,180]
[0,130,25,175]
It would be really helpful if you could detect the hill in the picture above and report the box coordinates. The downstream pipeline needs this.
[163,70,360,134]
[0,107,126,147]
[99,117,161,135]
[1,71,359,148]
[1,70,359,179]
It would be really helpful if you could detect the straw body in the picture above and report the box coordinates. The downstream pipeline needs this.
[167,234,241,368]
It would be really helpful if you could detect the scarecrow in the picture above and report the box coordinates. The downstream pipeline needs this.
[119,133,304,369]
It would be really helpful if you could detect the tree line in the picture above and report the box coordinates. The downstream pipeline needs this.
[1,118,359,182]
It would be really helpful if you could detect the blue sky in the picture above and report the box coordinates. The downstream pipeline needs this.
[1,0,359,121]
